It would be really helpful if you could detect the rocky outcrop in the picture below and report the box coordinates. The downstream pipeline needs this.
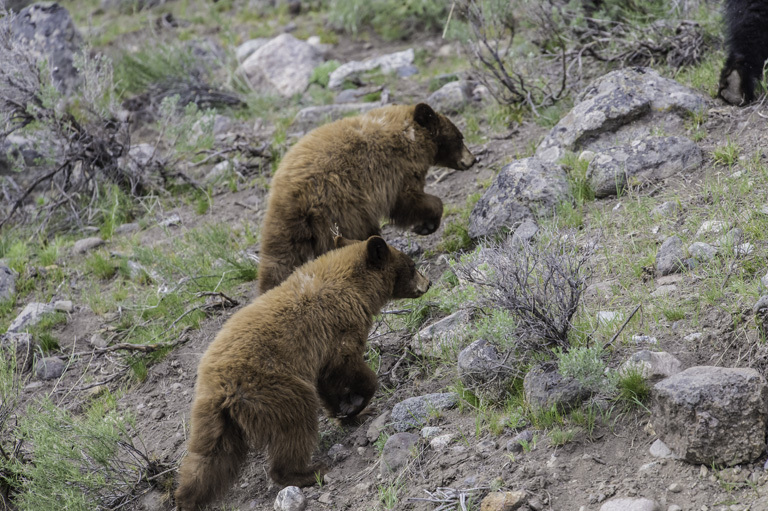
[652,366,768,466]
[239,34,323,97]
[468,158,570,239]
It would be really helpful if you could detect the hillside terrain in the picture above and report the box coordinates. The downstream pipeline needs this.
[1,1,768,511]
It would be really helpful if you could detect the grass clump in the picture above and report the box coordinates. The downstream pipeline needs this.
[309,60,341,88]
[438,191,483,253]
[713,139,740,167]
[85,251,118,280]
[616,366,651,405]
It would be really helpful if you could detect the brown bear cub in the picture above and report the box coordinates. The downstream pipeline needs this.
[175,236,430,511]
[257,102,475,294]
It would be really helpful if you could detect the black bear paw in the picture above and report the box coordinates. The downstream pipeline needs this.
[338,394,364,417]
[412,222,438,235]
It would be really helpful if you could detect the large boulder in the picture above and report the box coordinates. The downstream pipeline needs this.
[10,3,83,93]
[239,34,323,97]
[328,49,414,90]
[468,157,570,239]
[535,67,707,164]
[7,302,55,333]
[587,136,702,198]
[652,366,768,466]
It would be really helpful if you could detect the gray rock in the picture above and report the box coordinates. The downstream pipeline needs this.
[390,393,458,432]
[411,310,471,357]
[366,411,389,443]
[649,438,676,459]
[587,136,702,198]
[291,102,381,131]
[457,339,513,396]
[396,65,418,78]
[388,237,422,258]
[688,242,717,262]
[599,498,659,511]
[583,280,616,304]
[158,214,181,228]
[73,237,105,254]
[620,351,681,382]
[655,236,685,276]
[475,439,497,456]
[651,201,679,217]
[239,34,323,97]
[761,271,768,290]
[53,300,73,313]
[718,227,743,247]
[596,310,622,324]
[535,67,707,164]
[631,335,658,345]
[236,38,269,62]
[3,0,34,13]
[327,443,350,462]
[510,218,539,246]
[506,429,534,454]
[421,426,441,438]
[524,363,593,412]
[113,222,139,235]
[334,86,384,104]
[274,486,306,511]
[90,333,108,349]
[7,302,55,333]
[754,295,768,335]
[1,332,35,373]
[430,434,453,449]
[328,48,414,90]
[650,284,676,298]
[426,80,474,114]
[468,157,570,239]
[652,366,768,466]
[11,3,83,92]
[35,356,66,380]
[0,265,17,301]
[695,220,727,239]
[380,432,419,475]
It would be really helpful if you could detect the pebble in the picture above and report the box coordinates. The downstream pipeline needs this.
[430,434,453,450]
[53,300,73,313]
[274,486,306,511]
[668,482,682,493]
[317,492,332,505]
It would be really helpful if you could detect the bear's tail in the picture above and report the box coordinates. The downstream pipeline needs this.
[175,395,248,511]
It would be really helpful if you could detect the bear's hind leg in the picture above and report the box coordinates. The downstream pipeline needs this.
[175,399,248,511]
[262,380,327,487]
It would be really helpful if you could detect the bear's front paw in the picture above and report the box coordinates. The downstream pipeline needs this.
[412,221,439,235]
[338,394,364,416]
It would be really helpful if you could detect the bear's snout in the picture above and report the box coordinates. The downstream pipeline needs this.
[415,271,431,295]
[458,143,476,170]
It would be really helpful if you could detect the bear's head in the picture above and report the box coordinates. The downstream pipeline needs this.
[414,103,476,171]
[334,235,430,299]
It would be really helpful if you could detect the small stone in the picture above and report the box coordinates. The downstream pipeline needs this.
[656,236,686,276]
[596,311,622,324]
[0,265,17,301]
[421,426,441,438]
[113,222,139,234]
[73,237,105,254]
[599,497,659,511]
[683,332,703,343]
[480,491,526,511]
[668,505,682,511]
[696,220,727,239]
[151,410,166,421]
[317,492,332,505]
[390,393,458,432]
[53,300,73,313]
[761,271,768,289]
[327,444,350,462]
[735,242,754,257]
[688,242,717,262]
[650,439,675,459]
[90,333,108,349]
[380,432,419,476]
[650,285,677,297]
[367,411,389,442]
[35,357,66,380]
[667,483,682,493]
[652,201,679,217]
[158,214,181,228]
[631,335,658,345]
[430,434,453,450]
[506,430,534,453]
[274,486,306,511]
[475,439,497,455]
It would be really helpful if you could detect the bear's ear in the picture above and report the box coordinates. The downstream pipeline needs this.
[414,103,438,131]
[334,236,356,249]
[366,236,390,268]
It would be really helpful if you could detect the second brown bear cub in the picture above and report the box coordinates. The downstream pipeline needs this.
[258,102,475,294]
[175,236,430,511]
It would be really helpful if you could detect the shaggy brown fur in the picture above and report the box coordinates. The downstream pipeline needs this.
[174,236,430,511]
[257,103,475,294]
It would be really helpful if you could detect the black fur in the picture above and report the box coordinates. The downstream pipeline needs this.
[719,0,768,105]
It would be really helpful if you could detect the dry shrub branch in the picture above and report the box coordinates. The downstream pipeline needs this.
[454,232,591,351]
